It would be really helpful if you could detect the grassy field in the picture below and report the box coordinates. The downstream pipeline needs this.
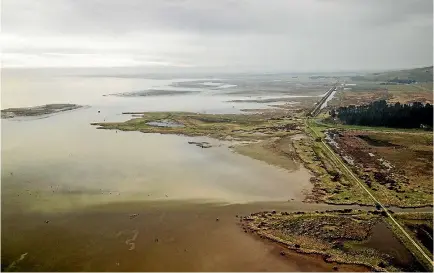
[92,111,301,141]
[328,89,390,108]
[316,118,430,133]
[292,133,373,205]
[309,117,433,208]
[328,84,433,108]
[363,133,433,207]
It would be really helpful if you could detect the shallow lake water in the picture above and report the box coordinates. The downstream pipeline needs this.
[2,71,314,213]
[2,69,351,271]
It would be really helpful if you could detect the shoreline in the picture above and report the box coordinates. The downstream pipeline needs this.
[87,109,433,272]
[4,101,432,271]
[92,110,432,208]
[240,209,431,272]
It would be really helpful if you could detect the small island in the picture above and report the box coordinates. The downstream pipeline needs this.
[1,104,83,119]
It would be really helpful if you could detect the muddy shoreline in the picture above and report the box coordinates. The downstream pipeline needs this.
[240,209,429,272]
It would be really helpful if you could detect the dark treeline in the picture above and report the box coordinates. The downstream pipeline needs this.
[387,78,416,84]
[332,100,433,129]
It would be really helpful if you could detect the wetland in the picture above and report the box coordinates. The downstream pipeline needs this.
[2,69,432,272]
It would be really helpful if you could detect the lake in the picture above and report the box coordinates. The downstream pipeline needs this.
[2,69,351,271]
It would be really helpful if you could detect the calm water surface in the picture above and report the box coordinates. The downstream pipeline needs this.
[2,70,339,271]
[2,71,313,212]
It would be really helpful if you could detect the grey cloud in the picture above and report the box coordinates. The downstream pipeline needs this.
[2,0,433,70]
[355,0,432,27]
[4,0,294,35]
[4,0,432,35]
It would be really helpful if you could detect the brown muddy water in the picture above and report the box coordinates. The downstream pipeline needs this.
[2,201,372,272]
[362,221,426,272]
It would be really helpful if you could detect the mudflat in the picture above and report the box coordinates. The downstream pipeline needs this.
[1,200,371,272]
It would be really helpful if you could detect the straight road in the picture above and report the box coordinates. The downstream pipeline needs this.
[309,82,337,117]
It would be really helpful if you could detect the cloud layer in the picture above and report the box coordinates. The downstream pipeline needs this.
[3,0,433,71]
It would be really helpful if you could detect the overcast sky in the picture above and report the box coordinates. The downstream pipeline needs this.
[2,0,433,72]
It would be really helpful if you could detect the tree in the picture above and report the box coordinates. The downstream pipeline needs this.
[335,100,433,129]
[330,109,337,118]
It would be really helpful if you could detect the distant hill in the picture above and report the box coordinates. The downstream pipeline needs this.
[350,66,433,83]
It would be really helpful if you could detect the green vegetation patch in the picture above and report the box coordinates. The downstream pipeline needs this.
[92,111,302,140]
[305,115,432,208]
[1,104,82,119]
[293,136,373,205]
[328,130,433,207]
[240,209,412,272]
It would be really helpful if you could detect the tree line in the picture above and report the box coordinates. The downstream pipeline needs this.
[331,100,433,129]
[387,78,416,84]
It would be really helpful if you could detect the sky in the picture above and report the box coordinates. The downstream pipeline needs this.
[2,0,433,72]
